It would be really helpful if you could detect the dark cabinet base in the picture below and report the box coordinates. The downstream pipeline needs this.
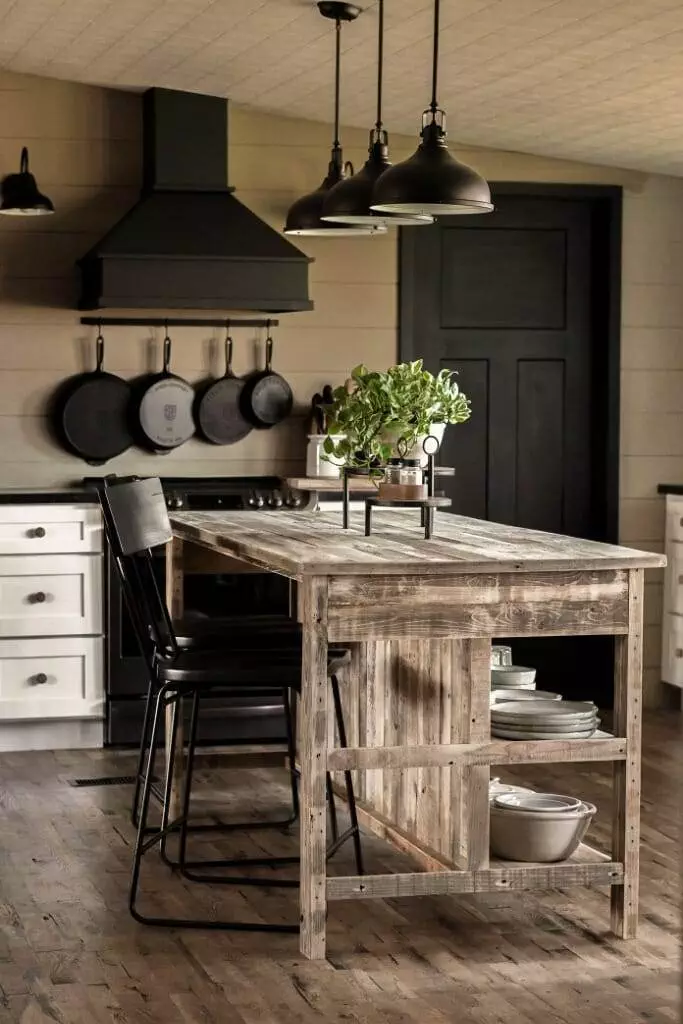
[107,697,287,748]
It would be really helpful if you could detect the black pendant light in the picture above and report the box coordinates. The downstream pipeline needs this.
[371,0,493,217]
[322,0,432,228]
[0,147,54,216]
[284,1,385,237]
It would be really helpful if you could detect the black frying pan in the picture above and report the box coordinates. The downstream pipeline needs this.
[50,331,133,465]
[241,327,293,429]
[132,331,195,452]
[195,330,252,445]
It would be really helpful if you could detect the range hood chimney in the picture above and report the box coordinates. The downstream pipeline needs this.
[78,88,313,312]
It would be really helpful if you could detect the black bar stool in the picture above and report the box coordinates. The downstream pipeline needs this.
[100,476,363,932]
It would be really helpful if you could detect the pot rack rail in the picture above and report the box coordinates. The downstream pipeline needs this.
[80,317,278,329]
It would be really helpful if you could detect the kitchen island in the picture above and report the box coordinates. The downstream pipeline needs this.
[168,509,664,960]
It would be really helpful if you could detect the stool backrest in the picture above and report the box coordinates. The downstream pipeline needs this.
[99,476,178,663]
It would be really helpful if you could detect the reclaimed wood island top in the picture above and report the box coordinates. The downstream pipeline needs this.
[170,509,664,578]
[167,509,664,959]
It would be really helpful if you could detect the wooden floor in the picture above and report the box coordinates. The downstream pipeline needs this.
[0,713,680,1024]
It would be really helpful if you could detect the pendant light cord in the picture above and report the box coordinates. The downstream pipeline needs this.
[430,0,440,115]
[333,17,342,153]
[375,0,384,131]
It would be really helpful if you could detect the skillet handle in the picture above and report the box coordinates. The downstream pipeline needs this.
[225,325,234,377]
[265,321,273,372]
[96,328,105,372]
[163,332,171,373]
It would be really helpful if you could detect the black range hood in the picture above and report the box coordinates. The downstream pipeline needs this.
[78,88,313,313]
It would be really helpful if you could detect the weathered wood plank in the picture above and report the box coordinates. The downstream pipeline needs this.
[299,576,329,961]
[170,510,665,578]
[326,738,627,770]
[461,639,491,870]
[327,598,629,640]
[351,797,463,873]
[611,567,644,939]
[327,857,624,900]
[328,570,629,606]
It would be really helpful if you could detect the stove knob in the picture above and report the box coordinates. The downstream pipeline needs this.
[247,492,259,508]
[167,496,183,510]
[286,494,303,508]
[267,492,284,509]
[255,493,265,509]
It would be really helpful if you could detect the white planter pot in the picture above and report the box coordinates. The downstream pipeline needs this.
[306,435,346,478]
[380,422,446,467]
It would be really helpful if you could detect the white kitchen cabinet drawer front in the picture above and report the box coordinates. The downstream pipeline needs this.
[0,505,102,554]
[662,614,683,689]
[665,497,683,545]
[663,544,683,615]
[0,637,103,720]
[0,555,102,637]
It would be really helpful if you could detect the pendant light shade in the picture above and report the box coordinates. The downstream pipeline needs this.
[284,2,384,237]
[371,0,492,217]
[323,0,432,228]
[0,147,54,216]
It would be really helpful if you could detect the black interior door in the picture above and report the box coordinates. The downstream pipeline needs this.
[400,188,621,706]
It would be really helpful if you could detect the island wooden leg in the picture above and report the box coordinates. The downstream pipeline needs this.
[611,567,644,938]
[299,576,329,960]
[165,536,185,818]
[461,638,491,869]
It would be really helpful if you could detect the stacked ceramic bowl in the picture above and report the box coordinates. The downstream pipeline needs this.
[490,790,597,862]
[491,699,600,740]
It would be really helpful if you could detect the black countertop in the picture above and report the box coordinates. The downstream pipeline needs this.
[658,484,683,495]
[0,488,97,504]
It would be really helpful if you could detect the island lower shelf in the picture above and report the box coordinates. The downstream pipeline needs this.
[327,843,622,900]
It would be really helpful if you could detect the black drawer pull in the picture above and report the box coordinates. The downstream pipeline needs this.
[27,527,46,539]
[29,673,48,686]
[676,648,683,659]
[27,591,47,604]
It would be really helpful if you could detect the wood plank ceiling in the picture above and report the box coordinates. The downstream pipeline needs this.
[0,0,682,176]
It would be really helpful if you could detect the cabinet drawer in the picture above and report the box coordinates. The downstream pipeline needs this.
[0,555,102,637]
[0,505,102,554]
[665,497,683,544]
[662,613,683,689]
[0,637,103,720]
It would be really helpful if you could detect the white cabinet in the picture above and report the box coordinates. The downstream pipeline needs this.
[0,503,104,731]
[661,495,683,689]
[0,637,103,720]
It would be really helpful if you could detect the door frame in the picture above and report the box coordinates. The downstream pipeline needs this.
[399,182,623,543]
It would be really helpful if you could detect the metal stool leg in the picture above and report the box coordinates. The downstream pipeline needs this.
[328,673,364,875]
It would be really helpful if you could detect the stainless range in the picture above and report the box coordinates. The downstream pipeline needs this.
[83,476,309,747]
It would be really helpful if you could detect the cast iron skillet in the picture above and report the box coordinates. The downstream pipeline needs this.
[240,325,293,429]
[131,331,195,453]
[50,330,133,465]
[195,328,252,445]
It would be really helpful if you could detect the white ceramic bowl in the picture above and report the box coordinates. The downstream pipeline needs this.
[493,792,583,813]
[490,665,537,688]
[489,778,535,802]
[490,801,596,862]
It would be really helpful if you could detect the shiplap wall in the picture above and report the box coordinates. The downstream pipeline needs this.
[0,70,681,705]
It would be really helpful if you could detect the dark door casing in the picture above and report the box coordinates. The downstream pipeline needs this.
[400,186,622,706]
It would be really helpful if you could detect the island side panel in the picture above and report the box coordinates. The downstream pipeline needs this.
[336,637,473,866]
[611,567,644,938]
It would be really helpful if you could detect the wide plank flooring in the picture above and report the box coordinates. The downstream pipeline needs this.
[0,713,679,1024]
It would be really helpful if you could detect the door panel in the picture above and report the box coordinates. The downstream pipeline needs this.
[401,191,620,706]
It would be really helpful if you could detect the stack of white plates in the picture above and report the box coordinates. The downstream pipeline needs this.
[491,699,599,740]
[491,688,561,706]
[490,664,536,690]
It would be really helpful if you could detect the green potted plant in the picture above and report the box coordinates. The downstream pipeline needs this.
[323,360,471,471]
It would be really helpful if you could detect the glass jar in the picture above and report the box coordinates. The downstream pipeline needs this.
[399,459,423,488]
[384,459,403,485]
[491,645,513,668]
